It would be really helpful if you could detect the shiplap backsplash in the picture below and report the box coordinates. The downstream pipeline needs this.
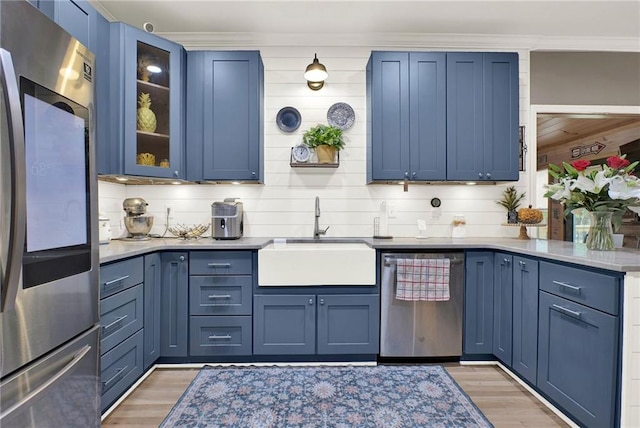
[99,46,531,239]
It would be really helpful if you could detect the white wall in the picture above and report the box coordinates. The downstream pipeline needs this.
[99,46,532,239]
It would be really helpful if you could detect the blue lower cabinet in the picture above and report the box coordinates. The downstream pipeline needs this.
[189,316,252,356]
[316,295,379,355]
[493,253,512,365]
[100,284,144,356]
[101,329,144,412]
[253,295,316,355]
[160,252,188,357]
[464,251,494,354]
[512,256,538,385]
[143,253,162,369]
[253,294,379,356]
[537,291,618,428]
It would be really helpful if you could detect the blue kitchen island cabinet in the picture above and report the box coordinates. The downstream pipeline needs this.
[366,51,447,182]
[464,251,494,354]
[160,252,188,357]
[446,52,519,182]
[186,51,264,182]
[253,294,379,356]
[102,23,185,179]
[143,253,162,369]
[512,255,538,385]
[493,253,513,366]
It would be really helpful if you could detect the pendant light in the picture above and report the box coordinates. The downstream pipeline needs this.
[304,53,328,90]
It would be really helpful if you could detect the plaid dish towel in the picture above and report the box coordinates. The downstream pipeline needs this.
[395,258,451,302]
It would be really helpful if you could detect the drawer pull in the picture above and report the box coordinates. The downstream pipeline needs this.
[103,275,130,288]
[208,294,232,299]
[552,304,582,319]
[207,263,231,268]
[208,335,232,340]
[102,315,128,332]
[102,365,129,389]
[553,280,582,294]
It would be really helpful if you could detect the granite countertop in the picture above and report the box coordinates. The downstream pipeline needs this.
[99,236,640,273]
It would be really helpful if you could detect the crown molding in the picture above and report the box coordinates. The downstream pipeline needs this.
[159,32,640,52]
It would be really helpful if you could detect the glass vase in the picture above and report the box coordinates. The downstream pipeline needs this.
[585,211,615,251]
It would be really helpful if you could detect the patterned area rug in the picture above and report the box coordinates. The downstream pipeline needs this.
[160,365,492,427]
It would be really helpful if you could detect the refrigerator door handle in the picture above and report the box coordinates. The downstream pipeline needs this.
[0,345,92,423]
[0,48,26,313]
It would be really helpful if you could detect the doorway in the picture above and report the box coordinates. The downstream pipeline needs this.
[528,105,640,244]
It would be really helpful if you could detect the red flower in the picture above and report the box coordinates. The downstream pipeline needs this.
[607,156,631,169]
[571,159,591,171]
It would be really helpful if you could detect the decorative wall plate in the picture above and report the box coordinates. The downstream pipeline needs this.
[276,106,302,132]
[327,102,355,130]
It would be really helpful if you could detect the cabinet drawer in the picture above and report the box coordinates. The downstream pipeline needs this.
[189,276,252,315]
[189,316,252,356]
[100,257,144,299]
[100,284,144,355]
[100,329,143,412]
[190,251,252,275]
[539,261,620,315]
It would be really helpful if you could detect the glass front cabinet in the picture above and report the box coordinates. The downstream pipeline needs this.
[105,23,185,179]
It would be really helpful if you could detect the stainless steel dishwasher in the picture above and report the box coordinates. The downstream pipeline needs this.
[380,252,464,358]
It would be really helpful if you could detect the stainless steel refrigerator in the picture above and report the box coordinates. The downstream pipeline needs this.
[0,1,100,426]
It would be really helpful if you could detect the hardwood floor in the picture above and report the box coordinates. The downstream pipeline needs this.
[102,364,569,427]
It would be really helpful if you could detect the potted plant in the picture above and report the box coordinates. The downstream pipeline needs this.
[302,124,345,164]
[496,186,526,223]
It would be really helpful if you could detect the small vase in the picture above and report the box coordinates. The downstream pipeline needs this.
[585,211,615,251]
[315,145,336,164]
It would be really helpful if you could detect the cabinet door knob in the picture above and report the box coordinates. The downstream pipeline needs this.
[404,171,409,178]
[319,298,325,305]
[308,299,313,305]
[478,172,483,178]
[174,171,179,177]
[412,172,416,177]
[486,172,491,179]
[519,260,526,267]
[504,258,510,264]
[251,171,256,176]
[179,256,185,262]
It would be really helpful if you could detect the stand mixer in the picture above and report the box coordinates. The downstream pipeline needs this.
[123,197,154,240]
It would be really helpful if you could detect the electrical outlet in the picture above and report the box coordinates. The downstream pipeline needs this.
[387,204,396,218]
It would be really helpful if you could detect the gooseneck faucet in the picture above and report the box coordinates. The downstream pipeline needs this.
[313,196,329,239]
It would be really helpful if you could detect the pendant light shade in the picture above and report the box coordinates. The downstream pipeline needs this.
[304,54,328,90]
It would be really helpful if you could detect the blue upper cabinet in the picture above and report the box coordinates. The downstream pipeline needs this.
[28,0,96,51]
[410,53,447,181]
[186,51,264,182]
[104,23,185,179]
[367,51,446,182]
[447,52,519,181]
[368,51,518,182]
[367,52,409,181]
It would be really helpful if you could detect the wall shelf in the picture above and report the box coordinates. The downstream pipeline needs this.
[290,148,340,168]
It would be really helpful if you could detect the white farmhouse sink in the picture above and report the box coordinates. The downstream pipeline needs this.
[258,240,376,286]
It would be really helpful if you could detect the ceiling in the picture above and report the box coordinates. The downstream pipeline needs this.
[537,114,640,149]
[92,1,640,40]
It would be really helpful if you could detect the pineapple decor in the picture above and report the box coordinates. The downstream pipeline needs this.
[496,186,526,224]
[137,92,157,133]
